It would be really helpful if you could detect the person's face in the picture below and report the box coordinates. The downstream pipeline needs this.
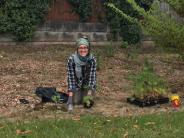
[78,45,89,57]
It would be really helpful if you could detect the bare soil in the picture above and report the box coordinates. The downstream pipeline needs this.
[0,44,184,121]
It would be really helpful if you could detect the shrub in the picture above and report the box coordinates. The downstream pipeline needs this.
[107,0,184,59]
[0,0,52,41]
[120,41,129,49]
[105,0,144,44]
[67,0,92,22]
[166,0,184,17]
[129,60,168,99]
[135,0,154,11]
[133,0,184,58]
[0,10,8,33]
[119,22,142,44]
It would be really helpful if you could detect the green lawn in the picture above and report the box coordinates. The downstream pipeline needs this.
[0,111,184,138]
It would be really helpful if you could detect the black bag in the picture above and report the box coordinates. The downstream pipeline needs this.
[35,87,68,103]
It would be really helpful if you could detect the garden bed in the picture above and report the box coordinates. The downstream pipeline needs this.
[0,44,183,120]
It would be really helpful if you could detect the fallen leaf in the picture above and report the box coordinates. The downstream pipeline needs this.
[133,124,139,128]
[145,122,155,125]
[72,116,80,121]
[16,129,32,135]
[123,131,128,138]
[0,124,5,129]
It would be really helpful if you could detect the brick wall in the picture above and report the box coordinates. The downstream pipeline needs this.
[46,0,105,22]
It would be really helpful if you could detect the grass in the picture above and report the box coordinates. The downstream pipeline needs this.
[0,111,184,138]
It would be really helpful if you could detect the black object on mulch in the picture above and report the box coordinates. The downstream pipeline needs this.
[127,96,169,107]
[19,98,29,104]
[35,87,68,103]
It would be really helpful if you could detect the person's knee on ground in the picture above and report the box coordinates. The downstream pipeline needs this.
[73,89,83,105]
[67,92,73,111]
[67,37,97,111]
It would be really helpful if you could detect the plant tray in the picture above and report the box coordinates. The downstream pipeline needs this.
[127,97,169,107]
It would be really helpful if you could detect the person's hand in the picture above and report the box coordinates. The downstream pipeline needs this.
[67,91,73,105]
[68,91,73,97]
[87,90,92,96]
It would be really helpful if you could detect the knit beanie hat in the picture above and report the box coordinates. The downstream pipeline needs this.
[76,38,89,48]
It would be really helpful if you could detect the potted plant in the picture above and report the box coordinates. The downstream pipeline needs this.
[127,60,169,107]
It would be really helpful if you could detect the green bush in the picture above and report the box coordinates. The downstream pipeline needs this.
[136,0,184,58]
[166,0,184,17]
[67,0,92,22]
[107,0,184,59]
[135,0,154,11]
[0,0,52,41]
[119,22,142,44]
[128,1,184,58]
[105,11,121,41]
[120,41,129,49]
[105,0,150,44]
[129,60,167,99]
[0,10,8,33]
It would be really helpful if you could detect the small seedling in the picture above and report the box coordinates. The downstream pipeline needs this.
[120,41,129,49]
[51,95,60,103]
[83,96,94,108]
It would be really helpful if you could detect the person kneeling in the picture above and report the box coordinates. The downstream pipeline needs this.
[67,37,97,111]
